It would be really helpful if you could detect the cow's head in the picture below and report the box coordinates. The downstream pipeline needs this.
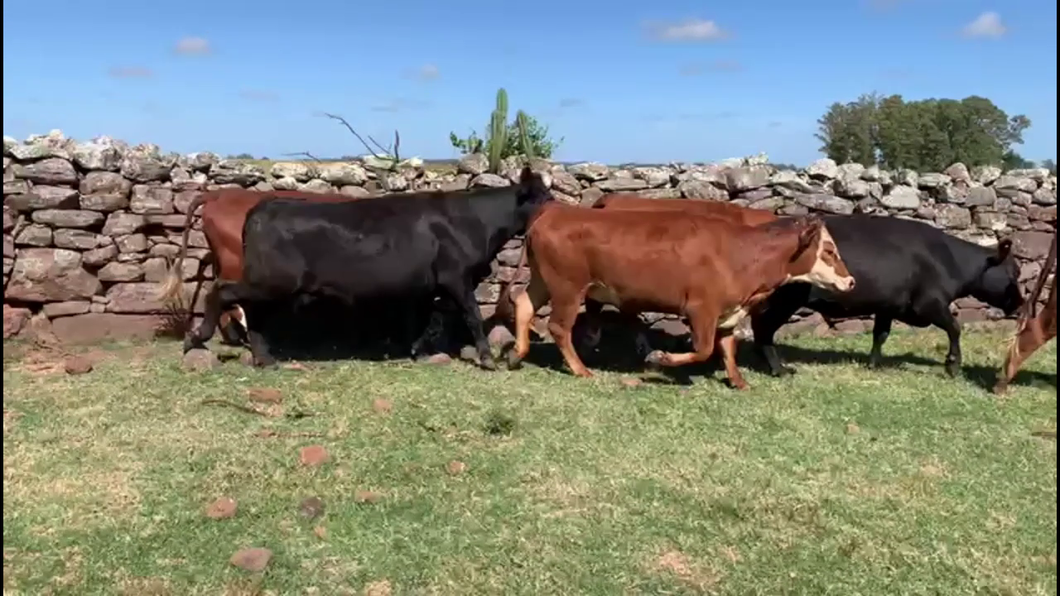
[516,166,552,207]
[787,216,856,293]
[971,238,1023,315]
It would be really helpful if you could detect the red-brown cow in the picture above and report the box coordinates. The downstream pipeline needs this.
[500,202,855,389]
[584,194,783,351]
[592,193,780,226]
[157,188,358,343]
[995,229,1057,394]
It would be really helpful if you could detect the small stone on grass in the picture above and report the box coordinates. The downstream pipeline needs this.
[299,445,330,467]
[446,460,467,476]
[182,349,219,372]
[229,547,272,572]
[248,387,283,404]
[63,355,93,375]
[205,497,237,520]
[299,496,325,519]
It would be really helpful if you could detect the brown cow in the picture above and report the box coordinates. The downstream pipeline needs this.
[501,202,855,388]
[157,188,358,344]
[994,229,1057,394]
[583,194,781,352]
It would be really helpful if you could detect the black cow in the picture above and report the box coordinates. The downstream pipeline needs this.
[750,214,1023,377]
[182,167,552,368]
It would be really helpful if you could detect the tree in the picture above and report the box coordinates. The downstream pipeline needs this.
[816,94,1032,170]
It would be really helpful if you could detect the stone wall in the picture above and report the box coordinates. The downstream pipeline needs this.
[3,130,1056,343]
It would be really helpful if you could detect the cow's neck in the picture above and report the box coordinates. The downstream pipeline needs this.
[731,227,808,298]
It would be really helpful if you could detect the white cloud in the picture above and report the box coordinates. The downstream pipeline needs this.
[174,37,212,55]
[649,18,729,42]
[962,12,1007,39]
[415,64,439,80]
[107,66,153,79]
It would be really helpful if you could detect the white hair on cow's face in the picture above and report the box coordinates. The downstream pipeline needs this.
[788,225,855,293]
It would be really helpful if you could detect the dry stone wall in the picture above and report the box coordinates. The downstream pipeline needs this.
[3,130,1056,343]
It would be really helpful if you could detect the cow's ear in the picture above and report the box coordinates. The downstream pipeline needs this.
[793,217,822,260]
[990,238,1014,265]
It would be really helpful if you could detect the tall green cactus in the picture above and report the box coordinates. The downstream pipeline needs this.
[487,88,509,173]
[516,110,533,160]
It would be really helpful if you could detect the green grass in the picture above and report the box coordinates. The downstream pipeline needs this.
[3,327,1056,595]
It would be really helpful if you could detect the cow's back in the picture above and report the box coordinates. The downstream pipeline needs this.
[594,194,778,226]
[809,214,989,315]
[200,188,358,281]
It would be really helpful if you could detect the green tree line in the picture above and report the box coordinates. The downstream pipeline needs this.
[816,93,1052,172]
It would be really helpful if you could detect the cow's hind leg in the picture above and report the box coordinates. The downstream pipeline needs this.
[547,288,593,378]
[438,277,495,370]
[716,332,749,390]
[868,315,894,368]
[508,272,551,370]
[183,280,225,353]
[645,304,720,371]
[212,283,277,367]
[751,284,810,377]
[920,299,962,377]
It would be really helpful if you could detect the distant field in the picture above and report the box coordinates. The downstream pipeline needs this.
[3,327,1056,595]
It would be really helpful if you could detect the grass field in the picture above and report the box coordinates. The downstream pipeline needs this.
[3,327,1057,595]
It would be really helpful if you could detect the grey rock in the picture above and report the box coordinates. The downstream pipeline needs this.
[834,177,871,199]
[860,165,882,181]
[631,166,671,188]
[895,169,918,187]
[15,224,53,247]
[14,157,78,185]
[116,233,148,253]
[316,162,368,186]
[129,185,175,215]
[794,193,855,215]
[102,212,145,236]
[549,170,581,196]
[805,158,838,180]
[4,179,29,196]
[470,173,510,188]
[965,186,997,207]
[72,137,123,171]
[971,165,1002,185]
[120,154,172,183]
[944,163,971,183]
[738,188,773,202]
[1032,187,1056,205]
[82,245,118,266]
[725,166,770,192]
[98,261,144,282]
[917,173,950,189]
[880,186,921,210]
[339,185,371,198]
[1007,168,1050,182]
[457,153,488,176]
[270,161,314,181]
[678,180,728,201]
[42,300,91,318]
[935,204,972,229]
[974,211,1007,231]
[31,209,104,229]
[53,229,99,250]
[594,177,649,192]
[6,248,101,302]
[568,162,610,182]
[208,160,266,186]
[769,170,815,193]
[271,176,300,190]
[6,185,80,211]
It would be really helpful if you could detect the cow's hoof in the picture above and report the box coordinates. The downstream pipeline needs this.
[478,357,498,371]
[506,351,524,371]
[769,365,796,378]
[253,354,278,368]
[219,322,245,346]
[644,350,667,370]
[945,362,961,378]
[182,336,201,354]
[992,382,1009,395]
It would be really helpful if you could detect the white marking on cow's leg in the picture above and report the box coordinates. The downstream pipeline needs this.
[235,306,248,334]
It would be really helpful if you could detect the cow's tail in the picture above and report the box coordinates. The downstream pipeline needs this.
[156,190,211,306]
[1016,229,1057,331]
[494,238,530,326]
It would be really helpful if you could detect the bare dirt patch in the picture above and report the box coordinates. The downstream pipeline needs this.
[651,549,722,591]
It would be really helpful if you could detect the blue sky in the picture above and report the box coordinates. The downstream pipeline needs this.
[3,0,1056,165]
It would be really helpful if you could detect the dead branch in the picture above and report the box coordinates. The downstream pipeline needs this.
[321,111,401,170]
[281,151,324,163]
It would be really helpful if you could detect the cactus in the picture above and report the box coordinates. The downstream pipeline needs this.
[516,110,533,160]
[487,88,509,173]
